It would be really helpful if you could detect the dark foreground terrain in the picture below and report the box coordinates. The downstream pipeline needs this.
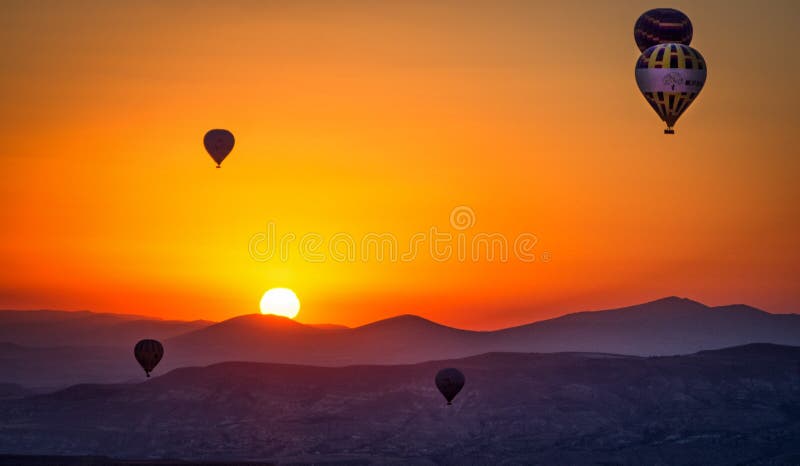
[0,456,273,466]
[0,344,799,465]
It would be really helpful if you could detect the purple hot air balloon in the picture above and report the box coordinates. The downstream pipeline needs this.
[134,339,164,377]
[634,8,693,52]
[435,368,465,405]
[203,129,235,168]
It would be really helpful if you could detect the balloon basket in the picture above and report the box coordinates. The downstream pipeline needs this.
[664,129,675,135]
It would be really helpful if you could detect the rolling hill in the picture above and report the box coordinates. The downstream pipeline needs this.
[0,310,212,347]
[2,297,799,389]
[166,297,800,367]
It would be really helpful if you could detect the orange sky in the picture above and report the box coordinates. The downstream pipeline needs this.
[1,0,798,329]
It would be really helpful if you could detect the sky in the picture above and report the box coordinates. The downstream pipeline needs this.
[1,0,798,329]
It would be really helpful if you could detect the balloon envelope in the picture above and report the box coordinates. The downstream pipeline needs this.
[635,43,706,132]
[203,129,235,167]
[634,8,693,52]
[435,368,465,405]
[134,339,164,377]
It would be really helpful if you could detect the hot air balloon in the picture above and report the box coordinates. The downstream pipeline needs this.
[635,43,706,134]
[134,339,164,377]
[203,129,235,168]
[634,8,693,52]
[435,368,465,405]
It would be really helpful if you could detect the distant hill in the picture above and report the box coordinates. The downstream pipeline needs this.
[0,383,30,400]
[166,297,800,367]
[0,310,212,348]
[0,311,213,390]
[494,296,800,355]
[0,344,798,464]
[2,297,799,388]
[0,342,134,391]
[167,313,483,366]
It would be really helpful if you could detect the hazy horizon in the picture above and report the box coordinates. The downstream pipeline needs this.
[1,295,796,332]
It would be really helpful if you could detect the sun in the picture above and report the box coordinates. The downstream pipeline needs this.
[259,288,300,319]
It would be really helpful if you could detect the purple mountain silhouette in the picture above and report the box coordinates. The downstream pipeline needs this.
[1,297,798,389]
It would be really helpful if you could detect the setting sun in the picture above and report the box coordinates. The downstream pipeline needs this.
[259,288,300,319]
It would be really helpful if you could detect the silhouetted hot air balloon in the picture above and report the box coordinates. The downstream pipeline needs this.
[203,129,235,168]
[134,339,164,377]
[635,43,707,134]
[634,8,693,52]
[435,368,465,405]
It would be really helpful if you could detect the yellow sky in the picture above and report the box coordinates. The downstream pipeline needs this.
[1,0,798,328]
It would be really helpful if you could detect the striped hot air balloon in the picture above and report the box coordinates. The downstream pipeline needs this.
[635,43,707,134]
[634,8,693,52]
[134,339,164,377]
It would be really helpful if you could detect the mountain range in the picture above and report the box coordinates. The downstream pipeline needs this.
[2,297,799,389]
[0,310,210,347]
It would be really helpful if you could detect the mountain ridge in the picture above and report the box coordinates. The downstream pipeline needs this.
[0,296,800,343]
[3,297,799,389]
[0,309,213,348]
